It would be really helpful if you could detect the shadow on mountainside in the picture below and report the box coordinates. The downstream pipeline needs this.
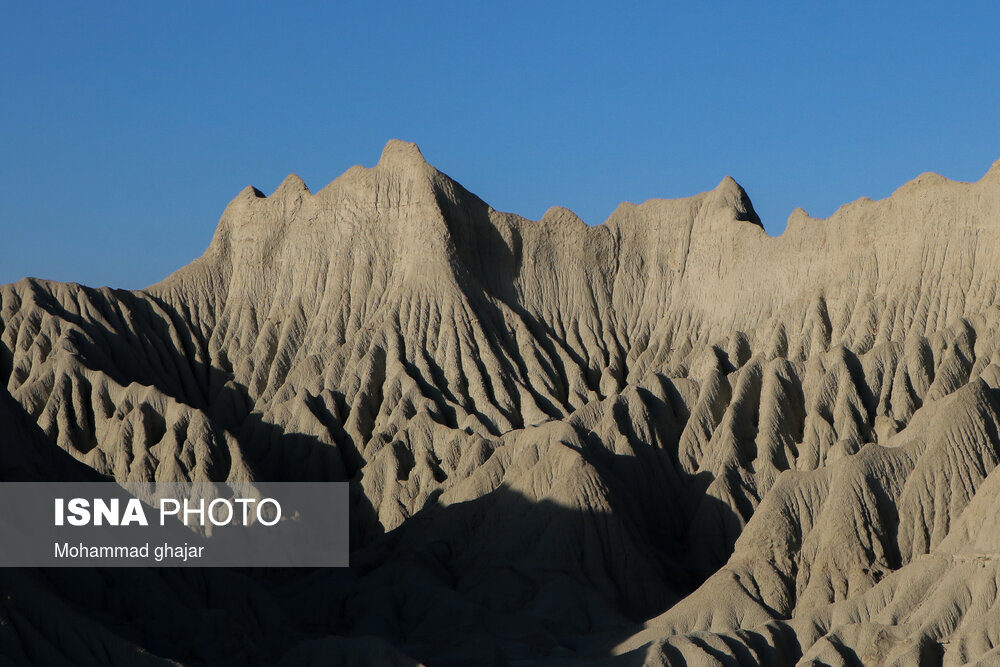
[0,381,752,664]
[0,454,747,665]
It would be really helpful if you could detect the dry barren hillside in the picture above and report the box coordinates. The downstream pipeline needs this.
[3,141,1000,666]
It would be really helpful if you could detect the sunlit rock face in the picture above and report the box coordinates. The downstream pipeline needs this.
[4,142,1000,665]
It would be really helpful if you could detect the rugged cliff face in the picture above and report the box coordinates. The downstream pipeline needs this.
[4,141,1000,665]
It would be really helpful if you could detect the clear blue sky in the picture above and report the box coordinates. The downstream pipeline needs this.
[2,2,998,288]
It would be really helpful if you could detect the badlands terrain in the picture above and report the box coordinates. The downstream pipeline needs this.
[3,141,1000,665]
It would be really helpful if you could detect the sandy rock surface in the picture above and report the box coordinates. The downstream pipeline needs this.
[3,141,1000,665]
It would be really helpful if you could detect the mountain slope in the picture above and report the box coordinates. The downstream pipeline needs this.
[3,141,1000,665]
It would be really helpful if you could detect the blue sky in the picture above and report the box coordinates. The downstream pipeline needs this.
[2,2,998,288]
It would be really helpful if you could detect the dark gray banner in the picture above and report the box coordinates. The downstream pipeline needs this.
[0,482,349,567]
